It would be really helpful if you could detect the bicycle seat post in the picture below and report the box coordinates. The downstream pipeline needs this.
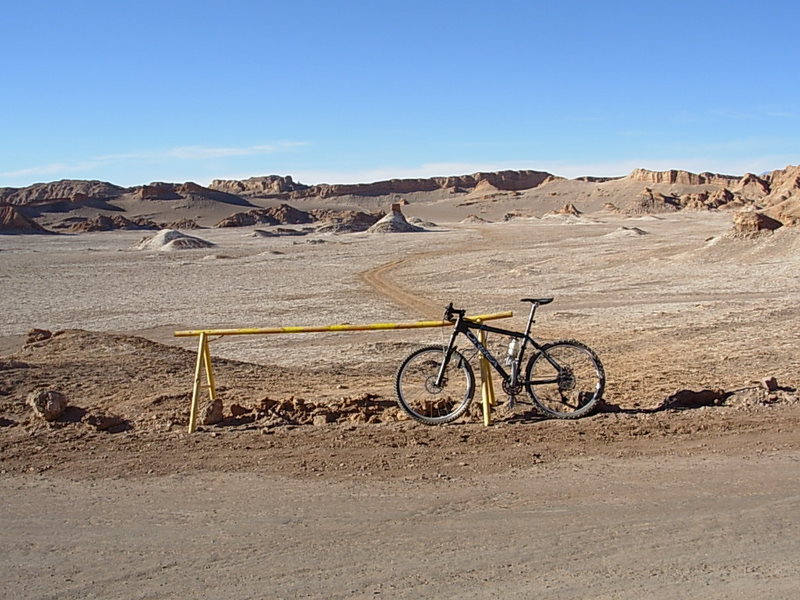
[523,301,539,338]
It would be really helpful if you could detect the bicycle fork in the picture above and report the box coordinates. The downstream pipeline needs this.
[434,319,463,388]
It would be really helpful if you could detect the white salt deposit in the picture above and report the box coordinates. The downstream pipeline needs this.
[136,229,215,251]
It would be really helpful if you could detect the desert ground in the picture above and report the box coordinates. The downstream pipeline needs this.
[1,200,799,598]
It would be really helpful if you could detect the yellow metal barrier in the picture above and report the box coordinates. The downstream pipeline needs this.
[175,311,512,432]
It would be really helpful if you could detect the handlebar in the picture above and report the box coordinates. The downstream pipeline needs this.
[443,303,466,322]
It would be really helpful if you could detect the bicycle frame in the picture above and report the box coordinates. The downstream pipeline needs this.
[435,302,561,388]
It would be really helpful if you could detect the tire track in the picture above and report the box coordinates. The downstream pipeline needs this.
[359,234,488,318]
[359,251,443,318]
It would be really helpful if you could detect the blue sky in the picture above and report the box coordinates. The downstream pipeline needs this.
[2,0,799,188]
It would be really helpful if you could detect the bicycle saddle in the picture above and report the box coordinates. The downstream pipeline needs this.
[521,297,553,305]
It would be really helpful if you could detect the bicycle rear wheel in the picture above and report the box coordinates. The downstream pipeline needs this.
[395,346,475,425]
[525,340,605,419]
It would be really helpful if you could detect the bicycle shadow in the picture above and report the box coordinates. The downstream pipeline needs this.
[498,384,796,423]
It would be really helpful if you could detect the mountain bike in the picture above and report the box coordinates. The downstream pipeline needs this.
[395,298,605,424]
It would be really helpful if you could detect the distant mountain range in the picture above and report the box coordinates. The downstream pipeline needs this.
[1,165,798,233]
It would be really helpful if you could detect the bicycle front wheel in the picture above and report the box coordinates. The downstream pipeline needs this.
[395,346,475,425]
[525,340,605,419]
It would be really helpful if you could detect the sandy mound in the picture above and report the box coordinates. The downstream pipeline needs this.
[248,228,308,238]
[472,179,500,193]
[408,216,437,228]
[0,205,51,234]
[136,229,215,251]
[461,214,490,223]
[605,226,649,238]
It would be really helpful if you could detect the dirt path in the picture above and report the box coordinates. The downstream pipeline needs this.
[359,250,448,317]
[357,230,497,318]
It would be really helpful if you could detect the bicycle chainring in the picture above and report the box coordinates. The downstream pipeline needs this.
[502,379,524,396]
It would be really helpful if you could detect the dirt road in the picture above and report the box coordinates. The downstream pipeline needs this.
[2,451,798,599]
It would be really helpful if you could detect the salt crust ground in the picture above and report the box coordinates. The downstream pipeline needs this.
[1,211,799,598]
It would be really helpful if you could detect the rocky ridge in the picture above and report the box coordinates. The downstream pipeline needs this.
[2,166,800,232]
[211,170,554,199]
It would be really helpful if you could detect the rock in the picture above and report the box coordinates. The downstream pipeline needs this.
[216,204,313,228]
[0,180,126,206]
[312,209,383,233]
[313,414,332,426]
[27,389,68,421]
[625,168,738,187]
[215,212,261,228]
[135,181,251,206]
[26,328,53,344]
[729,211,783,236]
[0,204,51,233]
[760,377,779,392]
[202,399,223,425]
[209,175,309,196]
[262,203,314,225]
[627,188,680,214]
[735,173,771,198]
[230,403,252,417]
[551,202,581,216]
[82,409,125,431]
[285,170,553,200]
[69,214,159,232]
[663,388,730,409]
[165,218,200,230]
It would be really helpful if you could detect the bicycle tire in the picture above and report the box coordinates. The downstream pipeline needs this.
[395,345,475,425]
[524,339,605,419]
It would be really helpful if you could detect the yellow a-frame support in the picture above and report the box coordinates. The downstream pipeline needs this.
[478,327,496,426]
[177,311,511,432]
[188,332,218,434]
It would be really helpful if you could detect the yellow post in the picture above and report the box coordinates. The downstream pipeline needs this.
[188,332,217,433]
[478,327,496,426]
[201,334,217,408]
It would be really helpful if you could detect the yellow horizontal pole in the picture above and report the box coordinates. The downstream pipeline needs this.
[174,311,513,338]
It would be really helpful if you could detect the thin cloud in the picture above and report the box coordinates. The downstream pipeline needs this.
[96,141,309,162]
[1,142,309,184]
[0,161,102,180]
